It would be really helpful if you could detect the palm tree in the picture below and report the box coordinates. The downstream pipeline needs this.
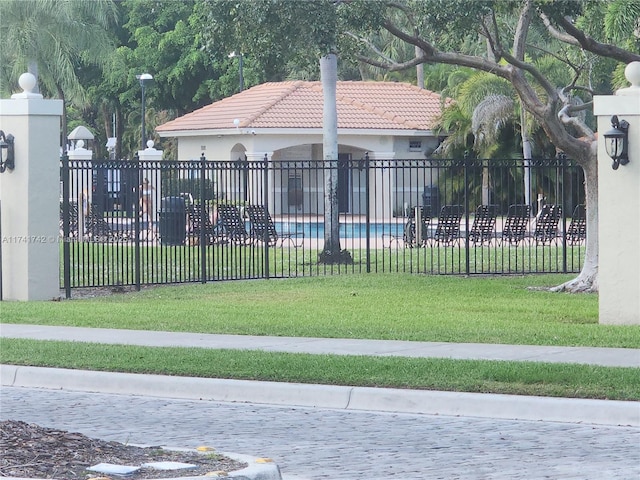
[0,0,118,147]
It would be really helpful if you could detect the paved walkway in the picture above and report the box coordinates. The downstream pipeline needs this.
[1,324,639,427]
[2,323,639,367]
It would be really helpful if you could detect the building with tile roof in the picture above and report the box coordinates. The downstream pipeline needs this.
[156,80,447,160]
[155,81,450,216]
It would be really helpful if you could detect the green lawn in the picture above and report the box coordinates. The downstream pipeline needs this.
[61,241,586,286]
[2,274,639,400]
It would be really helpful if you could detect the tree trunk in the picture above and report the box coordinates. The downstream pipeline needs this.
[415,44,424,89]
[552,152,598,293]
[27,60,40,94]
[318,53,352,264]
[481,161,490,205]
[520,109,533,210]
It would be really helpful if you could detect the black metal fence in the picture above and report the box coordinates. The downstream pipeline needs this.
[59,155,586,297]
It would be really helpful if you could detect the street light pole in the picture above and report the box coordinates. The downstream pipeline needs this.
[136,73,153,150]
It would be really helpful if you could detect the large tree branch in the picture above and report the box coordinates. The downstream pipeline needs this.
[374,19,515,77]
[358,4,597,165]
[540,12,640,63]
[513,0,533,61]
[558,103,595,140]
[499,50,557,101]
[539,11,580,46]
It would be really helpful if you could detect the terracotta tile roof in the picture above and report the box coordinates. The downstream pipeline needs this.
[156,81,449,133]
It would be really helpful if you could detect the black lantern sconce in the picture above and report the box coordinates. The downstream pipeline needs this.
[0,130,15,173]
[603,115,629,170]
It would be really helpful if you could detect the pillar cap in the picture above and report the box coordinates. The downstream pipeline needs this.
[11,73,44,99]
[616,61,640,96]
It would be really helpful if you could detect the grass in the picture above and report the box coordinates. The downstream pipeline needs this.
[2,339,638,401]
[0,274,622,346]
[61,241,587,285]
[2,273,639,400]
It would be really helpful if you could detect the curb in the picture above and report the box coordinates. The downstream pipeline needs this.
[143,449,283,480]
[2,365,639,427]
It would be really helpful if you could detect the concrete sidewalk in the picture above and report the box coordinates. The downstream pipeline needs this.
[2,323,639,367]
[1,323,639,427]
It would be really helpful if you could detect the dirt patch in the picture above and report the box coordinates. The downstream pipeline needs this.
[0,420,247,479]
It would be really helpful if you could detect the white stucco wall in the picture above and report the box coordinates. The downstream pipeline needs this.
[159,129,440,218]
[593,64,640,325]
[0,94,63,300]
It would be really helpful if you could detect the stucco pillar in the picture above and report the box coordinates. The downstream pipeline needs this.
[593,62,640,325]
[368,151,396,219]
[0,73,63,300]
[138,140,163,222]
[245,151,272,207]
[67,140,93,240]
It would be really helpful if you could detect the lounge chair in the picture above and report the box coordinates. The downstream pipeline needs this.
[186,203,219,245]
[566,204,586,245]
[429,205,463,245]
[500,204,530,245]
[468,204,498,244]
[216,204,250,245]
[533,204,562,244]
[384,205,432,248]
[59,201,79,239]
[246,204,304,247]
[85,204,131,242]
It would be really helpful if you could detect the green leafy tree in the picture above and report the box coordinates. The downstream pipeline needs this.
[342,0,640,293]
[0,0,118,147]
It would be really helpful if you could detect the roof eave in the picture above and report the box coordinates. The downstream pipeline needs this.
[156,127,437,138]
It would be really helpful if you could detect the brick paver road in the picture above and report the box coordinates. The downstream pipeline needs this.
[2,387,639,479]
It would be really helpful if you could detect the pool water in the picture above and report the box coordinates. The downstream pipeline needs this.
[275,222,404,239]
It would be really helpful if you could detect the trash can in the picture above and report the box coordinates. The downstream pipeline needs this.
[422,186,439,214]
[158,196,186,246]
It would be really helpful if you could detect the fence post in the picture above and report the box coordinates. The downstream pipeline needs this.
[133,154,141,291]
[200,154,207,283]
[464,156,470,275]
[263,154,270,279]
[365,152,371,273]
[61,154,71,298]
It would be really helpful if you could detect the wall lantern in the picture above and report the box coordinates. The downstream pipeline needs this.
[0,130,15,173]
[603,115,629,170]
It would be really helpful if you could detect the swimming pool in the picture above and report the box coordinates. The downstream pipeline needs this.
[275,222,405,239]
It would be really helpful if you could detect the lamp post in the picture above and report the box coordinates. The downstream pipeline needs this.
[228,52,243,92]
[136,73,153,150]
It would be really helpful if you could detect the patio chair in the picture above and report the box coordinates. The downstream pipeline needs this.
[186,203,219,245]
[533,204,562,244]
[429,205,463,245]
[59,201,79,239]
[468,204,498,244]
[85,204,131,242]
[384,205,432,248]
[500,204,530,245]
[246,205,304,247]
[566,204,586,245]
[216,204,250,245]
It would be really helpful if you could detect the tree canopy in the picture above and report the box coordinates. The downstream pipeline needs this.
[2,0,638,288]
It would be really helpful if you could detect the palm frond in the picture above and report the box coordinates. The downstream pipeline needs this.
[471,94,514,151]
